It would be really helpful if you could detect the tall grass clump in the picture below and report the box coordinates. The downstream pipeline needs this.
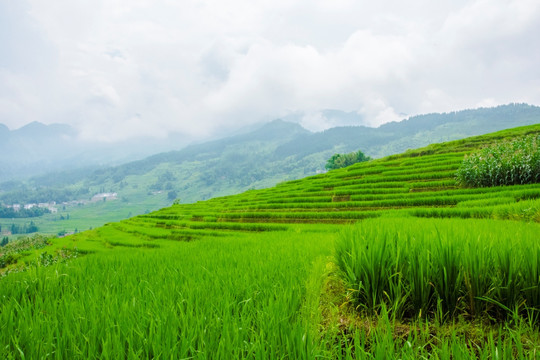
[335,218,540,324]
[456,134,540,187]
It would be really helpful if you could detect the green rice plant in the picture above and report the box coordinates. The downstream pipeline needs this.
[333,166,386,179]
[333,188,410,196]
[381,164,461,177]
[410,207,492,220]
[218,210,380,222]
[189,221,288,232]
[0,231,336,359]
[407,179,457,189]
[266,196,333,204]
[522,246,540,324]
[429,232,463,318]
[513,188,540,201]
[334,218,540,324]
[492,199,540,221]
[404,235,434,319]
[461,239,495,318]
[456,196,515,208]
[488,248,524,320]
[456,134,540,187]
[335,225,398,316]
[365,170,457,183]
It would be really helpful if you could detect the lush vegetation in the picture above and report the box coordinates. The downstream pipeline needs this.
[2,123,540,358]
[456,134,540,187]
[0,234,76,270]
[3,104,540,237]
[0,206,49,218]
[0,186,90,206]
[325,150,371,170]
[336,218,540,323]
[6,221,39,235]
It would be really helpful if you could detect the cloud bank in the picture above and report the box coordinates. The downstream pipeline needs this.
[0,0,539,141]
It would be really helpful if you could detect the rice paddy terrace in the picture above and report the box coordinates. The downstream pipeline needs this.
[3,124,540,359]
[73,123,540,249]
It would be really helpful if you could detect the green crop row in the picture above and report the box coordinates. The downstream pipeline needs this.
[235,185,540,210]
[456,134,540,187]
[379,164,461,177]
[410,198,540,222]
[0,231,336,359]
[217,210,381,221]
[332,187,411,196]
[266,196,333,204]
[335,218,540,323]
[231,194,495,211]
[407,180,457,188]
[325,181,410,191]
[189,222,288,232]
[455,196,515,208]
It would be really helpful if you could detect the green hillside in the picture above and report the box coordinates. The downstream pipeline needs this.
[2,124,540,358]
[2,103,540,240]
[67,123,540,240]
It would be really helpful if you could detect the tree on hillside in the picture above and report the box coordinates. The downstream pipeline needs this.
[325,150,371,170]
[27,221,38,233]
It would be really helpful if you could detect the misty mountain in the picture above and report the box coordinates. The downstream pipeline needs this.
[2,103,540,209]
[0,119,314,207]
[1,103,540,236]
[0,122,193,182]
[94,104,540,188]
[65,119,314,198]
[275,103,540,159]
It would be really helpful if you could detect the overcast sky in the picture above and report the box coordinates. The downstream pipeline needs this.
[1,0,539,141]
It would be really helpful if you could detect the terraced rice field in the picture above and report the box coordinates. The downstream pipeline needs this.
[2,124,540,358]
[83,125,540,243]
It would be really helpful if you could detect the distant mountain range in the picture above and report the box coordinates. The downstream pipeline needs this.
[1,103,540,235]
[0,121,192,182]
[2,103,540,205]
[275,103,540,160]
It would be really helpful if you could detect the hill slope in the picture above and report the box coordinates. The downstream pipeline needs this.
[2,124,540,358]
[2,104,540,238]
[36,122,539,252]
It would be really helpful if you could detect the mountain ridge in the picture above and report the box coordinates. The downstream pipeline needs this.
[2,103,540,206]
[1,104,540,236]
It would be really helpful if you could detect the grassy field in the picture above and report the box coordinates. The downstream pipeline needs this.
[0,189,170,238]
[2,124,540,358]
[0,156,317,239]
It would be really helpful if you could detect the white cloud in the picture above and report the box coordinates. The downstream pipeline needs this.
[0,0,538,139]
